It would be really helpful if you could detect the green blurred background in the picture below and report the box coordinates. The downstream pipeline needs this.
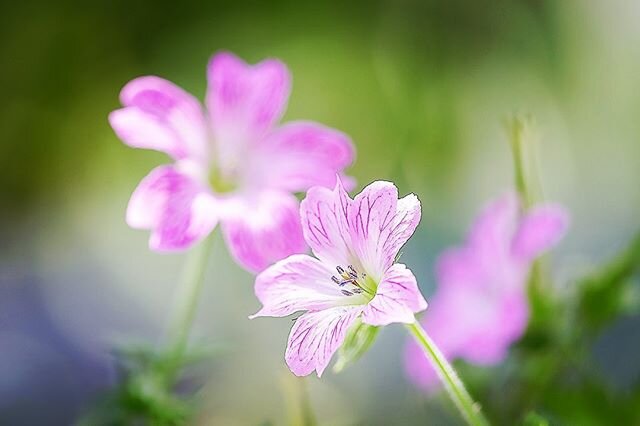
[1,0,639,424]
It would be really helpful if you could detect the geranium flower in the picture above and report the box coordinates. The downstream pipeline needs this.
[404,193,569,390]
[109,52,354,272]
[251,179,428,376]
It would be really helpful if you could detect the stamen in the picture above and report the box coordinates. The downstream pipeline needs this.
[331,264,373,297]
[347,265,358,278]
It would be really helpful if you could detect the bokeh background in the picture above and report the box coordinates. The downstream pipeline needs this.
[1,0,640,424]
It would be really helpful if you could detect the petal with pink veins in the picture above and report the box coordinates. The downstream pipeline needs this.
[251,121,354,192]
[362,264,427,326]
[285,306,363,377]
[221,191,306,273]
[110,76,208,162]
[299,184,353,268]
[251,254,351,318]
[512,204,569,261]
[127,166,218,251]
[348,181,421,280]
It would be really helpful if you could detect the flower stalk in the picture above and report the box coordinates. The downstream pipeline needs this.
[166,232,215,377]
[505,114,543,209]
[406,320,490,426]
[505,115,552,319]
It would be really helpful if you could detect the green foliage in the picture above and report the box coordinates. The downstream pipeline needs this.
[474,231,640,425]
[522,412,549,426]
[78,342,220,426]
[577,233,640,332]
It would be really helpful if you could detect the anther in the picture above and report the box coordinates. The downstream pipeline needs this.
[336,266,345,275]
[341,289,354,296]
[331,276,341,285]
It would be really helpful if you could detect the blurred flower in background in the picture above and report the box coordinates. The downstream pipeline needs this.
[404,192,568,390]
[109,52,354,272]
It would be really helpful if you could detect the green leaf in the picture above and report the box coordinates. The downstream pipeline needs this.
[578,232,640,331]
[333,318,380,373]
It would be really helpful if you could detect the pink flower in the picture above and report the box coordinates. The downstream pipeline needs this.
[404,193,569,390]
[109,52,354,272]
[251,179,428,377]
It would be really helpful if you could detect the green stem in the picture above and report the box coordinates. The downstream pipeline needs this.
[505,114,542,209]
[505,115,551,315]
[165,232,215,376]
[406,321,490,426]
[281,374,317,426]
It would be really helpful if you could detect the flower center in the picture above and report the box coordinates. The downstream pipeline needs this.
[209,167,237,194]
[331,265,376,299]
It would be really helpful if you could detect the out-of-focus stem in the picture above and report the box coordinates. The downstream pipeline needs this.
[505,115,543,209]
[406,321,490,426]
[505,115,549,309]
[166,232,215,377]
[281,374,317,426]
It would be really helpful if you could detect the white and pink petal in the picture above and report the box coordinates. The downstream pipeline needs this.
[251,255,348,318]
[362,264,427,326]
[285,306,363,377]
[300,184,353,268]
[347,181,421,280]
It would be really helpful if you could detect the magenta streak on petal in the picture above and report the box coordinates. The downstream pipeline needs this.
[362,264,427,326]
[251,254,347,318]
[285,306,362,377]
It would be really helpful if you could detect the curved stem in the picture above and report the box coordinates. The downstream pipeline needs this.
[166,232,216,375]
[406,321,490,426]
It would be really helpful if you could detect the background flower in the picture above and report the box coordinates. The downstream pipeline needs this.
[405,193,569,390]
[109,52,355,272]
